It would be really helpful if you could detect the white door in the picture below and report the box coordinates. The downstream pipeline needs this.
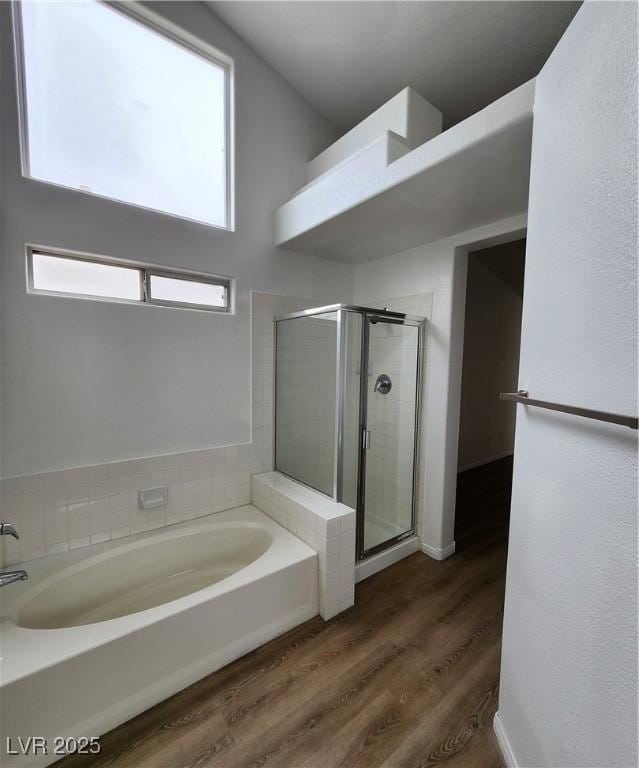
[496,3,638,768]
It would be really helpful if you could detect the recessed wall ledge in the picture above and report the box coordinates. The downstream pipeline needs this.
[275,79,535,264]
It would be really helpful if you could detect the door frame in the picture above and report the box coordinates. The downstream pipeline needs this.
[442,226,528,552]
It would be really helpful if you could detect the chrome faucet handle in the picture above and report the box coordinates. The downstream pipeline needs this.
[0,523,19,539]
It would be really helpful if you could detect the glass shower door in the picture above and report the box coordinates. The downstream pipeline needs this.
[359,316,420,557]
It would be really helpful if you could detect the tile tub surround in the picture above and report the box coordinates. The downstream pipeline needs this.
[0,447,258,565]
[252,471,356,620]
[0,291,319,567]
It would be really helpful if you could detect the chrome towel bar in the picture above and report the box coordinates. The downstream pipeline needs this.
[500,390,638,430]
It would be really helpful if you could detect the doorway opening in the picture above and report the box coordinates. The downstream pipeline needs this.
[455,238,526,545]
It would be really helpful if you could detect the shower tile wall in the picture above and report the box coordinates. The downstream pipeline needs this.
[0,292,315,566]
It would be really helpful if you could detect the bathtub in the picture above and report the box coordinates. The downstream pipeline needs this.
[0,506,318,767]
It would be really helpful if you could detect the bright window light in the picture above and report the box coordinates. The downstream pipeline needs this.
[28,248,231,313]
[32,252,141,301]
[148,274,227,308]
[17,1,230,227]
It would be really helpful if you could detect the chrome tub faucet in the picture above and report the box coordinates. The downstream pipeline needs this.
[0,570,28,587]
[0,523,19,539]
[0,523,28,587]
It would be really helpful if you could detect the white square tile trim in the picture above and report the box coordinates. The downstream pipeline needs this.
[252,471,356,620]
[0,445,260,565]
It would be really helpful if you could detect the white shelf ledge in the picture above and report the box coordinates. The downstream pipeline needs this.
[275,80,535,264]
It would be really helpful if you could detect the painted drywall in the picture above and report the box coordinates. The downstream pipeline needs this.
[0,1,353,477]
[276,80,535,262]
[457,240,525,470]
[307,87,442,182]
[354,214,527,557]
[212,1,581,130]
[497,3,638,767]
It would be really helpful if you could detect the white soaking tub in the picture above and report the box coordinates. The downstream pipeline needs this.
[0,506,318,767]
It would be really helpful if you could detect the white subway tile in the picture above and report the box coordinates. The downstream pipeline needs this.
[44,505,67,528]
[68,500,89,521]
[20,528,45,561]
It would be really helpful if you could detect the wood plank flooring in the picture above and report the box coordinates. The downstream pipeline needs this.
[58,459,512,768]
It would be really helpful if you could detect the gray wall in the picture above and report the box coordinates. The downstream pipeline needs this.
[497,3,638,766]
[0,1,352,477]
[457,239,525,470]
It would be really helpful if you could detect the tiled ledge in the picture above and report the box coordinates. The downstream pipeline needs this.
[252,472,355,620]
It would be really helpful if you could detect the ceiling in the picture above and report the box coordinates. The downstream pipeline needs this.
[210,1,581,131]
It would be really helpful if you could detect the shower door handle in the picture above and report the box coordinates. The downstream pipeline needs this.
[362,429,371,450]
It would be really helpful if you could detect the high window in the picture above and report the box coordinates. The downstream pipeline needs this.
[15,1,232,228]
[28,248,232,313]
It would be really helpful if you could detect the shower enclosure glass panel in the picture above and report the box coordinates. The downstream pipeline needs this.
[274,305,423,562]
[361,319,419,556]
[275,311,338,496]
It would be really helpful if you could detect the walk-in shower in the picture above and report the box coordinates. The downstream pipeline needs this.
[274,304,424,560]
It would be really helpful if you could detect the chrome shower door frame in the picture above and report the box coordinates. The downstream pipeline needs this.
[356,312,424,561]
[273,304,425,561]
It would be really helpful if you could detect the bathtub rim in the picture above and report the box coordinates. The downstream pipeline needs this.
[8,520,274,625]
[0,505,318,687]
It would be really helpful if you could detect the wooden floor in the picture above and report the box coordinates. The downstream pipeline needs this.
[60,459,512,768]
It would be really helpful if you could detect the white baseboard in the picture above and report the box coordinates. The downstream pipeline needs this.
[421,540,456,560]
[493,711,518,768]
[458,451,514,473]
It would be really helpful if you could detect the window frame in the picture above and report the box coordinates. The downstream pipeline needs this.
[144,268,230,313]
[26,245,234,315]
[12,0,235,231]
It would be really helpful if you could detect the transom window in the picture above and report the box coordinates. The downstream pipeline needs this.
[15,1,232,228]
[28,248,232,313]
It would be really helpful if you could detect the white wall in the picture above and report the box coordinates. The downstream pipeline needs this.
[458,240,525,471]
[354,214,527,557]
[306,87,442,182]
[0,1,352,478]
[496,3,638,767]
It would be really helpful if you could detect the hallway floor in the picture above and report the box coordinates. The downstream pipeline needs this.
[59,459,512,768]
